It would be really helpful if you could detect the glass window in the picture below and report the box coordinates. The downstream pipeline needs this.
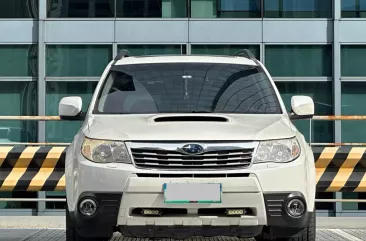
[341,45,366,76]
[342,193,366,210]
[0,192,37,209]
[46,45,112,77]
[191,45,260,59]
[46,82,97,143]
[95,63,282,114]
[316,192,335,211]
[264,0,332,18]
[341,83,366,143]
[118,45,185,56]
[116,0,187,18]
[46,191,66,210]
[0,0,38,18]
[265,45,332,77]
[0,82,37,143]
[0,45,38,77]
[191,0,260,18]
[276,82,333,143]
[342,0,366,18]
[47,0,114,17]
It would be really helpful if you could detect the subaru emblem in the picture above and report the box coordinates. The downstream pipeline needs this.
[181,144,204,155]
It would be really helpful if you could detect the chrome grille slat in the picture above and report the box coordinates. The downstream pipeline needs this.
[135,160,250,165]
[128,142,255,170]
[136,163,247,168]
[132,151,253,157]
[133,156,252,162]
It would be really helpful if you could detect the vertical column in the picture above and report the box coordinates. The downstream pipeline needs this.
[187,43,191,55]
[260,43,265,63]
[260,1,264,64]
[37,0,47,216]
[113,43,118,58]
[333,0,342,216]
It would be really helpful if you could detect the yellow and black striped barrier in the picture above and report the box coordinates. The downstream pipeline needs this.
[1,145,366,192]
[313,147,366,192]
[0,146,66,191]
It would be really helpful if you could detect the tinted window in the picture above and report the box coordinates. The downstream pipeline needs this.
[341,45,366,76]
[0,0,38,18]
[219,0,261,18]
[0,82,37,143]
[341,83,366,143]
[95,63,282,114]
[265,45,332,77]
[264,0,332,18]
[118,45,185,55]
[342,0,366,18]
[191,45,260,59]
[191,0,260,18]
[0,45,38,77]
[47,0,114,17]
[46,45,112,77]
[116,0,187,18]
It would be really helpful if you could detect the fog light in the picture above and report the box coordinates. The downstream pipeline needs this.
[286,199,305,217]
[79,199,97,216]
[226,209,245,216]
[142,209,161,216]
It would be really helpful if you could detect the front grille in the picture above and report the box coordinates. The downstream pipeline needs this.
[128,142,255,170]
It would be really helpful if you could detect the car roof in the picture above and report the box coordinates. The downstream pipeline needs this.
[114,55,258,66]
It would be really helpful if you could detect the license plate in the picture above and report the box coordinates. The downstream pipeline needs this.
[163,183,222,203]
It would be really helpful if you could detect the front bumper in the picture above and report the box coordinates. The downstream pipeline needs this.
[67,154,314,238]
[70,191,311,238]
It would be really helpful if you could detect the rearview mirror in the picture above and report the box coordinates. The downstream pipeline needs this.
[59,96,84,120]
[290,96,314,120]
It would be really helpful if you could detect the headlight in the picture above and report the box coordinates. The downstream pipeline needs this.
[253,138,300,164]
[81,137,132,163]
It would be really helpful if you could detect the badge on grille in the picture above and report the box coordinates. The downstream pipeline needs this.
[181,144,204,155]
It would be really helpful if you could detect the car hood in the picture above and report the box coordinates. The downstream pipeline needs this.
[83,114,295,141]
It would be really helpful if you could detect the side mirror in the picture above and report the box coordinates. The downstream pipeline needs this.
[59,96,84,120]
[290,96,314,120]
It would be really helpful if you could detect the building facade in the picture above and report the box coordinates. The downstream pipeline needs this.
[0,0,365,216]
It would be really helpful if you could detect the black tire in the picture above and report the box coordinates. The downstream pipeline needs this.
[66,205,110,241]
[255,211,316,241]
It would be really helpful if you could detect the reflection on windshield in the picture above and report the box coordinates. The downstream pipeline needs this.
[95,63,282,115]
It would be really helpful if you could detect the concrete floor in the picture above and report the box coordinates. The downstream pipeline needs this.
[1,228,366,241]
[1,217,366,241]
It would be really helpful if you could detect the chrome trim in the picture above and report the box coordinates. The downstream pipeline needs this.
[125,142,259,171]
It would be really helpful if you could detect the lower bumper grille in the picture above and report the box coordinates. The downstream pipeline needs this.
[264,194,286,218]
[130,207,254,217]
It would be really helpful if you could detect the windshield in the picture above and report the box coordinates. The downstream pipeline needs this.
[94,63,282,114]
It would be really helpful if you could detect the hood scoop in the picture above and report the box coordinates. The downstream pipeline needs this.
[153,116,229,123]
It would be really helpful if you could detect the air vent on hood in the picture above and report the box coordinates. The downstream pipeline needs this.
[154,116,229,122]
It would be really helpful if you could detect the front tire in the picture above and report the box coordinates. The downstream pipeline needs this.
[66,205,110,241]
[255,211,316,241]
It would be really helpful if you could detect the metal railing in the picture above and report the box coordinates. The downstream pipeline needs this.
[0,116,61,121]
[0,198,66,202]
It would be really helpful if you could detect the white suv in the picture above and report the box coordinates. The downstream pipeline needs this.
[60,50,316,241]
